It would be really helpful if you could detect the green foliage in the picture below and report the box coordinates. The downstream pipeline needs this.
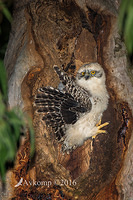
[0,60,7,101]
[0,0,12,23]
[0,0,13,60]
[0,63,34,183]
[0,2,34,184]
[0,101,23,182]
[119,0,133,55]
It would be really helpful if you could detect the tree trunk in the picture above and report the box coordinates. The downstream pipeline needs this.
[3,0,133,199]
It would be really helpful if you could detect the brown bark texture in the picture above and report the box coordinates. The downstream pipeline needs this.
[2,0,133,199]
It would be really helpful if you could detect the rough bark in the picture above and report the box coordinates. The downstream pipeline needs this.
[3,0,133,199]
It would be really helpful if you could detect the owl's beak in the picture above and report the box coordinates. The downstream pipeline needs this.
[85,73,90,80]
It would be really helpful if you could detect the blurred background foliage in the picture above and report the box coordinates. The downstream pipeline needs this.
[119,0,133,60]
[0,0,13,62]
[0,62,35,183]
[0,0,34,184]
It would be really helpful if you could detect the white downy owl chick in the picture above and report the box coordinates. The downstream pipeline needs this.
[35,63,109,152]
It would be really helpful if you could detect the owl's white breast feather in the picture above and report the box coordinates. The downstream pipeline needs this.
[63,63,109,150]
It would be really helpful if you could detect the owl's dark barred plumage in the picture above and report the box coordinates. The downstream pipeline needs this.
[35,86,87,141]
[35,63,109,152]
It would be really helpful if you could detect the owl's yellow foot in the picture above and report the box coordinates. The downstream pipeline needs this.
[96,119,102,126]
[92,122,109,139]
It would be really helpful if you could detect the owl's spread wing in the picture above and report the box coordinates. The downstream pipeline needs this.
[35,87,87,140]
[54,66,92,111]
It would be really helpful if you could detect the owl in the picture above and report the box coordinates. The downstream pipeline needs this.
[35,63,109,152]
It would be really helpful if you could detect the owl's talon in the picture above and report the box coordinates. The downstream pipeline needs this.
[96,129,107,134]
[92,135,96,139]
[98,121,109,129]
[96,119,102,126]
[92,122,109,139]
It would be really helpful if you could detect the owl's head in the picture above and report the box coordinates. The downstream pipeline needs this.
[76,63,106,93]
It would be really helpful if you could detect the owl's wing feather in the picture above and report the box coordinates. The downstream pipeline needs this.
[54,66,92,111]
[35,87,87,140]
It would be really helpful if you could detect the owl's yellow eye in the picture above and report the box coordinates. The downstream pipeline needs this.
[82,72,85,76]
[91,71,95,75]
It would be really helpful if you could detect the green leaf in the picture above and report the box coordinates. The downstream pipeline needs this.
[0,94,6,118]
[0,61,8,102]
[0,1,12,23]
[6,110,24,140]
[124,4,133,53]
[118,0,128,31]
[119,0,133,55]
[0,120,16,160]
[0,151,6,183]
